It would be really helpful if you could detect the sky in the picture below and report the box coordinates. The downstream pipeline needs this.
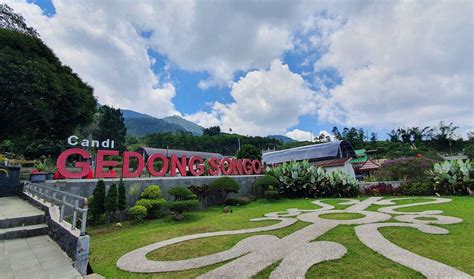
[6,0,474,141]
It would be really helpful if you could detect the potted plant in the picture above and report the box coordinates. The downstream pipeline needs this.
[30,161,48,183]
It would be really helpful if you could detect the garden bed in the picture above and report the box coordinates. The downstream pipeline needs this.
[88,196,474,278]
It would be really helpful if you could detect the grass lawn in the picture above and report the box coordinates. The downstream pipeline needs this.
[88,196,474,278]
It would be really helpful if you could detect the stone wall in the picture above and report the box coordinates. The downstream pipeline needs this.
[46,175,263,207]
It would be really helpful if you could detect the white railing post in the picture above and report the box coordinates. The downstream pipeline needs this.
[52,192,56,206]
[60,195,66,222]
[71,200,78,231]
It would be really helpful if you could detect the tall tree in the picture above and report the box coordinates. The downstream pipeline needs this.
[0,7,96,157]
[331,126,342,140]
[203,126,221,136]
[236,144,261,160]
[0,4,39,37]
[94,105,127,150]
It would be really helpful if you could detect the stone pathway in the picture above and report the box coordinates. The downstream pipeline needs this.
[0,197,83,279]
[0,196,44,219]
[0,235,82,279]
[117,197,473,279]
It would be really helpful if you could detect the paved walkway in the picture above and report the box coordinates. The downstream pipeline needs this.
[0,235,82,279]
[0,196,44,219]
[0,197,82,278]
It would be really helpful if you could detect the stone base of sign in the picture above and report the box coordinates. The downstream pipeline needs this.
[45,175,263,207]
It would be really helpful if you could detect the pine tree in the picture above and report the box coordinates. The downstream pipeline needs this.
[117,178,127,211]
[105,184,118,213]
[90,179,106,220]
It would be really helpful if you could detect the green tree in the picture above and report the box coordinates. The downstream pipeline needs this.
[117,178,127,211]
[0,10,96,157]
[0,4,39,37]
[94,105,127,150]
[236,144,261,160]
[105,184,118,213]
[464,144,474,160]
[203,126,221,136]
[332,127,342,140]
[89,180,106,221]
[209,177,240,204]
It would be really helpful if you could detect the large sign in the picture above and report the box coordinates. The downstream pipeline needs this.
[56,148,263,179]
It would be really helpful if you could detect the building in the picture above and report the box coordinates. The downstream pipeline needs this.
[262,141,357,178]
[351,149,380,180]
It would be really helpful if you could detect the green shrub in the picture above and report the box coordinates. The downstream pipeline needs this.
[135,199,162,218]
[400,182,434,196]
[209,177,240,204]
[104,184,118,213]
[164,200,199,214]
[225,197,252,206]
[266,160,359,198]
[168,186,194,200]
[254,175,280,190]
[428,159,473,195]
[128,205,147,222]
[140,185,163,200]
[264,190,280,200]
[117,178,127,211]
[164,186,199,220]
[374,157,435,182]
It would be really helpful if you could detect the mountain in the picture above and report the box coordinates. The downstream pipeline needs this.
[267,135,296,143]
[121,109,203,136]
[163,115,203,135]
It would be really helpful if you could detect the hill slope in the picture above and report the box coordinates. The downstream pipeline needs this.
[163,115,203,135]
[122,109,203,136]
[267,135,296,143]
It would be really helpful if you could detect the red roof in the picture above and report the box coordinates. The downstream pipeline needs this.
[357,160,380,171]
[315,158,352,168]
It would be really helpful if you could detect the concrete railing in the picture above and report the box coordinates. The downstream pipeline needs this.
[23,182,88,235]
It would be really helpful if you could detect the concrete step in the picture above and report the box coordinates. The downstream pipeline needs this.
[0,223,48,240]
[0,213,45,229]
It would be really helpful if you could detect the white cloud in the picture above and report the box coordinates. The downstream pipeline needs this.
[286,129,313,142]
[6,0,472,137]
[186,59,318,135]
[314,1,474,134]
[6,0,180,118]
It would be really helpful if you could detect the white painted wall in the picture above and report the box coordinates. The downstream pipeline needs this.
[325,162,356,179]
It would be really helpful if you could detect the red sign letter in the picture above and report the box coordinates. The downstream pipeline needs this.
[122,151,144,178]
[57,148,91,179]
[95,150,119,178]
[252,160,263,174]
[220,158,233,175]
[242,159,253,175]
[208,157,220,176]
[147,153,168,177]
[189,156,205,176]
[170,155,187,176]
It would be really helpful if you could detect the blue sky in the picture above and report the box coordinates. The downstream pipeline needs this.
[13,0,474,140]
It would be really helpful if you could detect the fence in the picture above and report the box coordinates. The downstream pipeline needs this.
[23,182,88,235]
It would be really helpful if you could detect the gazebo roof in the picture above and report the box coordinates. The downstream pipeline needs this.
[357,160,380,171]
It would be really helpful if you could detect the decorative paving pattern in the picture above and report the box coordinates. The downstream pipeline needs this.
[117,197,472,278]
